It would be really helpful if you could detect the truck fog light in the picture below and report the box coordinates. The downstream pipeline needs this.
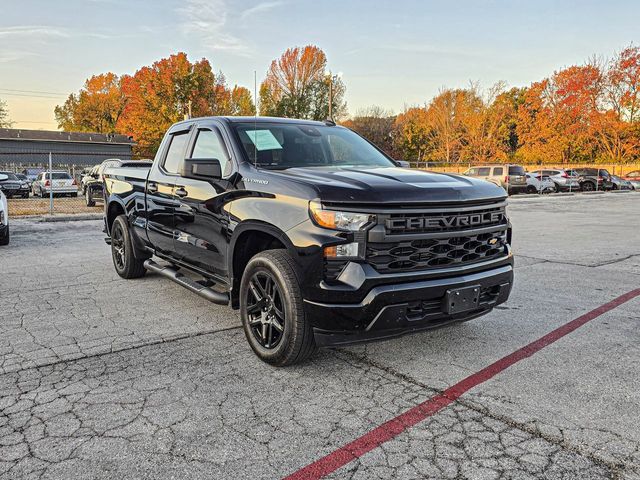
[324,242,359,258]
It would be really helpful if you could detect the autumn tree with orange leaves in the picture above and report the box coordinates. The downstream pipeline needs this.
[260,45,347,120]
[55,73,126,134]
[55,53,255,155]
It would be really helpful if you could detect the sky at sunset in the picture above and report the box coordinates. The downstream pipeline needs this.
[1,0,638,130]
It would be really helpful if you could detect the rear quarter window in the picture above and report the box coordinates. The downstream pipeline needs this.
[493,167,504,176]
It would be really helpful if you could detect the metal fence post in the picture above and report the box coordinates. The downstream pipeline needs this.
[49,152,53,216]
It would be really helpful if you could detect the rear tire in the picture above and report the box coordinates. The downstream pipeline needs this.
[240,250,316,366]
[111,215,146,279]
[526,185,537,194]
[581,181,595,192]
[85,189,95,207]
[0,225,9,246]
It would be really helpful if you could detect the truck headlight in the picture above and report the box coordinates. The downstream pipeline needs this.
[309,201,375,231]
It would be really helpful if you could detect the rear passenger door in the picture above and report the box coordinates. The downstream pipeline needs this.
[145,126,192,256]
[173,122,234,277]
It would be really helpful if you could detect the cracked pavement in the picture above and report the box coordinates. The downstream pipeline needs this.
[1,193,639,479]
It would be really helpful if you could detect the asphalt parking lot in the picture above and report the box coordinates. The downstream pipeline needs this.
[1,192,639,480]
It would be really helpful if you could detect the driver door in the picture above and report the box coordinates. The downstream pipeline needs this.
[173,123,234,277]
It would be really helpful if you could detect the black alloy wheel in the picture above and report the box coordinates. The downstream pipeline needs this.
[111,221,126,271]
[239,250,316,366]
[246,271,285,349]
[110,215,146,279]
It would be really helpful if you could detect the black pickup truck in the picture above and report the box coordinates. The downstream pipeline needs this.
[103,116,513,366]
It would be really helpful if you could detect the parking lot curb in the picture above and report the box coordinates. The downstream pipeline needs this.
[34,213,102,222]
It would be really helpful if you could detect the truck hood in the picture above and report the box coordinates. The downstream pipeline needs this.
[266,166,506,204]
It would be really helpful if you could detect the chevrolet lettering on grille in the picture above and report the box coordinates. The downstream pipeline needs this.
[386,211,504,231]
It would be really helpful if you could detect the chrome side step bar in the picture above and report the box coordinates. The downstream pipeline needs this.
[143,259,229,305]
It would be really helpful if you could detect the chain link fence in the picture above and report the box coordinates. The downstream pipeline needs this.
[1,153,639,217]
[0,152,119,216]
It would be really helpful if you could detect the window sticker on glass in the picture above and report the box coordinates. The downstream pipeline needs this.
[245,130,283,151]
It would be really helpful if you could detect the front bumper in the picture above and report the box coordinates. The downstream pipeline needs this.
[42,187,78,194]
[306,263,513,346]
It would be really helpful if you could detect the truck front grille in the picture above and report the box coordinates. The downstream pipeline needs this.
[367,231,507,273]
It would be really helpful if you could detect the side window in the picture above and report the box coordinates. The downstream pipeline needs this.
[478,167,491,176]
[493,167,504,176]
[163,132,190,174]
[191,129,231,176]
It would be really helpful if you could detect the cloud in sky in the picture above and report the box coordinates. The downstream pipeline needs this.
[0,26,70,39]
[240,1,284,19]
[178,0,250,54]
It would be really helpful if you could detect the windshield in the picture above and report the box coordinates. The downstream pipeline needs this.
[0,172,18,180]
[233,122,395,169]
[45,172,72,180]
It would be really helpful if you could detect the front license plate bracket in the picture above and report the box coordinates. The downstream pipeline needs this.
[444,285,481,314]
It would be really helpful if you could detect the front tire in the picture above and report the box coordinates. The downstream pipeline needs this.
[240,250,316,366]
[110,215,146,279]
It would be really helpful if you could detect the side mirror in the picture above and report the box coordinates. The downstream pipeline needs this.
[395,160,411,168]
[0,174,7,181]
[181,158,222,180]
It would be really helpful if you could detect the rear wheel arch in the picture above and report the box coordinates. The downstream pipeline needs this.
[106,201,126,234]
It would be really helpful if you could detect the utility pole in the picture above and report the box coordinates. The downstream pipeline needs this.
[328,72,333,120]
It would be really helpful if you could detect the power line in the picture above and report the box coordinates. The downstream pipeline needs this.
[0,92,67,100]
[0,87,68,96]
[14,120,59,125]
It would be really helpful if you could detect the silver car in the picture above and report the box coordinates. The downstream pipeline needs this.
[32,171,78,197]
[528,169,581,192]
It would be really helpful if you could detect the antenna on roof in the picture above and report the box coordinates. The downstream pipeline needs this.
[254,70,257,168]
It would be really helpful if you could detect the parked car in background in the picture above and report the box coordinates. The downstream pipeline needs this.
[31,171,78,197]
[21,168,45,182]
[0,174,9,245]
[622,170,640,190]
[80,166,100,194]
[15,173,32,190]
[567,168,614,191]
[528,168,581,192]
[84,159,152,206]
[525,173,555,194]
[610,175,634,190]
[463,164,527,195]
[0,171,30,198]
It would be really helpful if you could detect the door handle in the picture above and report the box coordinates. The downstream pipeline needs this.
[175,187,188,198]
[147,182,158,193]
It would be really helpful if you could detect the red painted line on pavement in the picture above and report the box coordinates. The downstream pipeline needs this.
[284,288,640,480]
